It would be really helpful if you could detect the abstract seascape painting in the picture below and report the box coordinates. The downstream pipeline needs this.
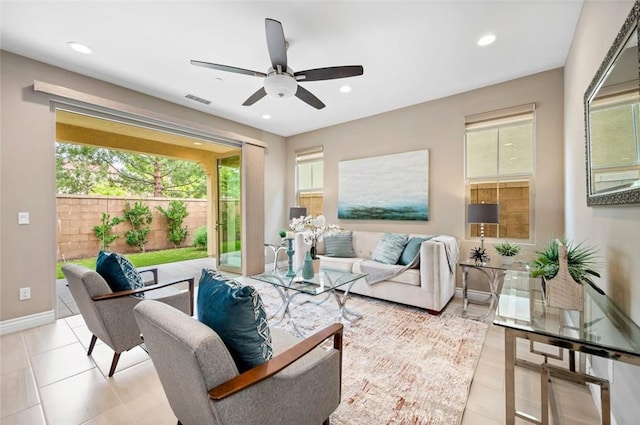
[338,149,429,220]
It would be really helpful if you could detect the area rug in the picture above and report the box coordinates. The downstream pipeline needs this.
[249,280,489,425]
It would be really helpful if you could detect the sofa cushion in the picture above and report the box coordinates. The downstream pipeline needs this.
[318,255,363,273]
[96,251,145,298]
[196,269,273,373]
[398,237,432,266]
[372,233,408,264]
[324,231,356,257]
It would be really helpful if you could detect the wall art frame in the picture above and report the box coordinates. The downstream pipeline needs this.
[338,149,429,221]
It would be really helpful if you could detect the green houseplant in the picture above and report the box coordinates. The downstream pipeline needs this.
[494,241,521,265]
[530,237,602,295]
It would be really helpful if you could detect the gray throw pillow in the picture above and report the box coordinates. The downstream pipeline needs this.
[372,233,409,265]
[324,232,356,257]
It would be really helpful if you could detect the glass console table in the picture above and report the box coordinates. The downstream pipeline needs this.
[493,269,640,425]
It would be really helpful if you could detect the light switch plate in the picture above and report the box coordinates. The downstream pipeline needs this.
[18,212,30,225]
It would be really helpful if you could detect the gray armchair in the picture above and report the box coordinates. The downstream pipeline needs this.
[61,263,194,377]
[133,300,343,425]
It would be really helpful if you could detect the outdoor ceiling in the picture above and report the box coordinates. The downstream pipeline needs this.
[56,110,239,155]
[1,1,583,137]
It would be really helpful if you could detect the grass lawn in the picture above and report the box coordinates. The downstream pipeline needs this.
[56,247,209,279]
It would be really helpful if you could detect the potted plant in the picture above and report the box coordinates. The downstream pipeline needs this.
[494,241,521,265]
[529,238,602,310]
[289,214,342,259]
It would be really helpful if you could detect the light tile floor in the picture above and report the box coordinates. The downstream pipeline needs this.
[2,259,601,424]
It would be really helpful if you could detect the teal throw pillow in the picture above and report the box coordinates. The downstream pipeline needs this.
[372,233,409,265]
[324,232,356,258]
[197,269,273,373]
[96,251,145,298]
[398,237,432,266]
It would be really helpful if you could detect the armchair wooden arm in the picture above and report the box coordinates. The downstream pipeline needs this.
[138,268,159,284]
[93,277,195,314]
[208,322,343,400]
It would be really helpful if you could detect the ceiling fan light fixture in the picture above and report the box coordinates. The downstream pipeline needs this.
[340,85,352,93]
[264,73,297,98]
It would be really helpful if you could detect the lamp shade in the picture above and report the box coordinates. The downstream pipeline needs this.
[467,203,499,224]
[289,207,308,220]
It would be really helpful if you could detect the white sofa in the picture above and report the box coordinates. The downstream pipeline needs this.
[293,231,459,314]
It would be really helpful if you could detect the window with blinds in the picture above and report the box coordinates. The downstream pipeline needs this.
[296,147,324,217]
[465,104,535,241]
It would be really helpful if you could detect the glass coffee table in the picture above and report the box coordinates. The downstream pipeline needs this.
[251,268,366,336]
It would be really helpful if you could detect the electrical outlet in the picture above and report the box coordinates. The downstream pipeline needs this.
[19,287,31,300]
[18,212,30,225]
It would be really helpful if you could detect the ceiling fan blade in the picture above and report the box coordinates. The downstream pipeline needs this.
[242,87,267,106]
[294,65,364,82]
[191,60,266,78]
[295,85,325,109]
[265,18,287,70]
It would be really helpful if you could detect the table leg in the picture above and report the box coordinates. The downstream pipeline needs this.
[464,267,504,320]
[329,280,362,323]
[462,267,469,314]
[505,328,517,425]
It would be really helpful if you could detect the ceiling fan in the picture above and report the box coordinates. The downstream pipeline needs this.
[191,18,364,110]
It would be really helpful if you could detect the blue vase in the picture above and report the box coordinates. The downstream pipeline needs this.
[302,251,315,279]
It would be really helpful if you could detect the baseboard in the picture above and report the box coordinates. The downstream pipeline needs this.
[454,287,491,300]
[0,309,56,335]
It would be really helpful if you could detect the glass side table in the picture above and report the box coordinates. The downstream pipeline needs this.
[459,260,529,320]
[264,241,287,272]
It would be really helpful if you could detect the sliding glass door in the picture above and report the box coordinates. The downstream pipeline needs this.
[217,155,241,272]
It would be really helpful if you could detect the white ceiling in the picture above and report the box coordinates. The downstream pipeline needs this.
[1,1,583,137]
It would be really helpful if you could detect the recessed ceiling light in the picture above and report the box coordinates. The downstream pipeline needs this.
[67,41,92,54]
[340,85,352,93]
[262,114,271,120]
[477,34,496,47]
[193,142,203,146]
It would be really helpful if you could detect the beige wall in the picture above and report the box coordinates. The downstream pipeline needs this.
[564,1,639,422]
[286,68,566,288]
[0,51,286,323]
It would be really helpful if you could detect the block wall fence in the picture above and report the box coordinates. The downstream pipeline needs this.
[56,195,207,261]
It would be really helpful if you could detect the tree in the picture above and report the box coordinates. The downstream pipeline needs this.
[93,212,124,251]
[56,142,207,198]
[157,200,190,247]
[56,143,111,194]
[99,152,207,198]
[122,201,153,252]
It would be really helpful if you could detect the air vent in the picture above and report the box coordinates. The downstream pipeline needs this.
[185,94,211,105]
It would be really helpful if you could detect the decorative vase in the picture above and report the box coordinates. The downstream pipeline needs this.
[543,244,584,311]
[501,255,515,266]
[313,258,321,273]
[302,251,315,279]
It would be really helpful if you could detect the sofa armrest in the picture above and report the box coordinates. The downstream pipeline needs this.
[419,236,459,308]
